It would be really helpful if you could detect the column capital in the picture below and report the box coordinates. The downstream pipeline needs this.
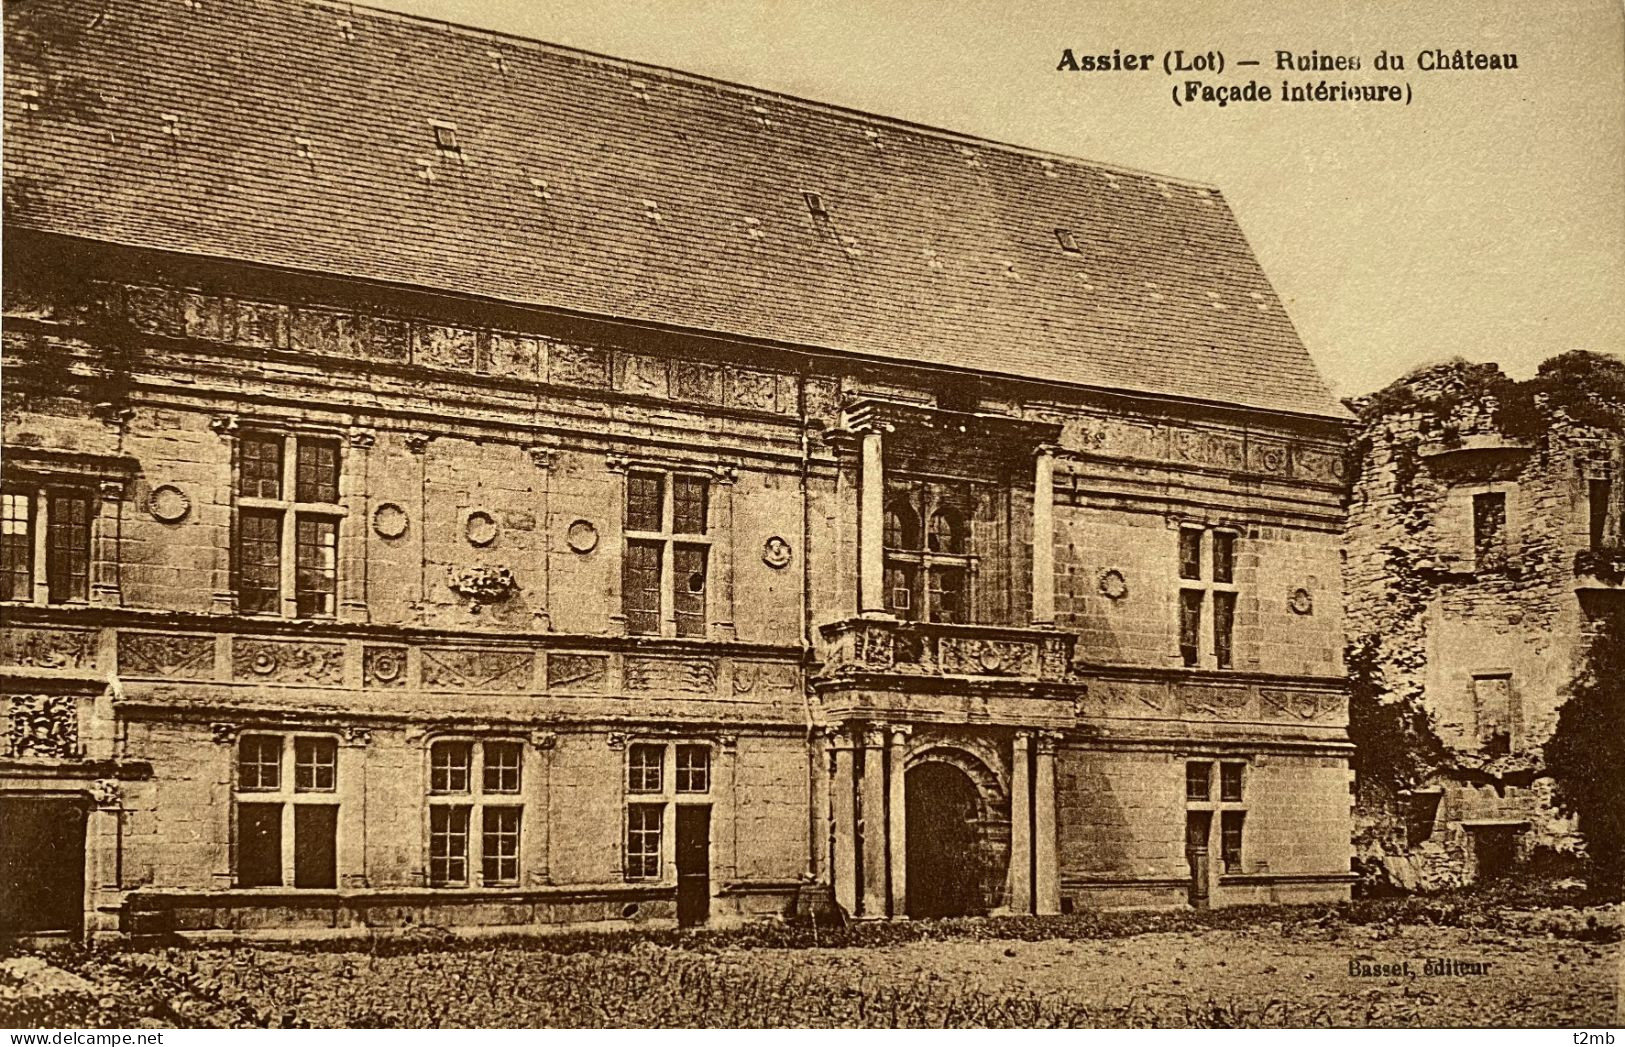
[887,723,913,745]
[346,428,377,450]
[826,722,859,750]
[863,725,888,749]
[529,729,558,751]
[1012,728,1034,748]
[1034,442,1063,459]
[339,725,373,748]
[1036,729,1064,755]
[525,445,557,470]
[404,433,432,454]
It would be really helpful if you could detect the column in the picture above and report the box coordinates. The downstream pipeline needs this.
[830,725,858,915]
[858,427,886,616]
[209,415,239,615]
[527,730,557,885]
[338,726,373,888]
[90,480,124,606]
[887,724,911,918]
[860,724,888,918]
[604,456,629,634]
[1034,731,1061,915]
[1032,445,1056,626]
[718,734,739,887]
[808,727,831,880]
[1007,730,1032,914]
[711,467,738,640]
[339,430,373,623]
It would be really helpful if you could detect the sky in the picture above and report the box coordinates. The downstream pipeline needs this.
[362,0,1624,399]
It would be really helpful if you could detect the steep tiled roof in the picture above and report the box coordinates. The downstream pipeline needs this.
[2,0,1344,418]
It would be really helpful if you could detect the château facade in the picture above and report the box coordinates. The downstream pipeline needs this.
[1,0,1353,940]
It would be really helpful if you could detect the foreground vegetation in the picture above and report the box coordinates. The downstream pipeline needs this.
[3,873,1617,1029]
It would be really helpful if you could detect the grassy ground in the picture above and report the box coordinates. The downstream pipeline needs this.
[2,880,1618,1028]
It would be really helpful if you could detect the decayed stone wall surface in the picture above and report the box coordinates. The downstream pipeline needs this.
[1343,358,1623,890]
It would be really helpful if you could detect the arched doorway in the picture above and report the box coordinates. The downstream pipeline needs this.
[905,761,989,918]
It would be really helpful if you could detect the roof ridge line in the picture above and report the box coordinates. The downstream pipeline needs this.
[301,0,1223,192]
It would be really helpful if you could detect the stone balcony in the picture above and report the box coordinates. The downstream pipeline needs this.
[1574,548,1625,591]
[817,617,1075,682]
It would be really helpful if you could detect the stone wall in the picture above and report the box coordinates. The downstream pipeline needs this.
[1342,361,1621,886]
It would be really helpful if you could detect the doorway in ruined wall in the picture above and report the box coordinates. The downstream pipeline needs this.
[0,795,87,937]
[904,750,1008,918]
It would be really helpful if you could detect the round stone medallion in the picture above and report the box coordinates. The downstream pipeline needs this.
[372,502,409,539]
[1098,569,1128,601]
[147,484,191,523]
[465,510,499,547]
[762,535,793,569]
[567,519,599,554]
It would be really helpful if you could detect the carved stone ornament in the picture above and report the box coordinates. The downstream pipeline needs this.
[446,566,518,611]
[1098,569,1128,601]
[1289,588,1314,616]
[762,535,793,569]
[210,722,240,745]
[340,724,373,748]
[404,433,432,454]
[566,519,599,554]
[7,694,79,759]
[363,645,408,688]
[373,502,409,539]
[147,483,191,523]
[465,510,499,547]
[89,779,122,809]
[529,729,558,751]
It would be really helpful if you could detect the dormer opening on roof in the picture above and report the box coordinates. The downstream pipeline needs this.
[431,121,460,154]
[803,191,828,219]
[1055,228,1081,254]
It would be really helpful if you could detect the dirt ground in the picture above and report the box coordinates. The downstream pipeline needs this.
[3,911,1620,1027]
[707,921,1622,1027]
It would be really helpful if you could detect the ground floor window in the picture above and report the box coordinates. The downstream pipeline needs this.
[426,738,524,888]
[233,733,339,889]
[622,740,713,880]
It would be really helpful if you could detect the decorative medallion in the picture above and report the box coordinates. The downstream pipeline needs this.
[1289,588,1314,615]
[566,519,599,554]
[147,484,191,523]
[762,535,793,569]
[465,510,499,547]
[1098,569,1128,601]
[373,502,409,539]
[364,645,407,687]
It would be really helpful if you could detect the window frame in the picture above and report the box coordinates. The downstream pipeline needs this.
[1175,525,1241,670]
[1185,757,1250,876]
[234,430,345,619]
[231,731,342,890]
[0,483,95,606]
[622,468,713,638]
[425,736,526,889]
[882,478,978,624]
[622,739,714,882]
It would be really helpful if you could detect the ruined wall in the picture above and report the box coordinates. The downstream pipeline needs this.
[1343,360,1621,887]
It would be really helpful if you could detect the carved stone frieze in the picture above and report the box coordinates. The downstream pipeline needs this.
[730,662,801,697]
[1259,688,1344,722]
[6,694,79,759]
[546,653,608,693]
[0,627,98,671]
[363,646,408,688]
[623,656,718,694]
[232,638,345,686]
[938,637,1038,677]
[118,632,215,678]
[1181,685,1253,717]
[421,647,534,691]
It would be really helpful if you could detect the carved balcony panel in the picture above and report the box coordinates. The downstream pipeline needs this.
[818,617,1076,683]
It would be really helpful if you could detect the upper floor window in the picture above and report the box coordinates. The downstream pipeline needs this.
[623,470,710,637]
[1177,526,1240,669]
[235,433,342,617]
[1471,673,1514,755]
[1472,492,1507,570]
[0,487,92,605]
[883,479,975,623]
[1589,477,1612,550]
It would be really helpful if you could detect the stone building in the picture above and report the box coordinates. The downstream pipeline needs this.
[1,0,1354,940]
[1344,357,1623,888]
